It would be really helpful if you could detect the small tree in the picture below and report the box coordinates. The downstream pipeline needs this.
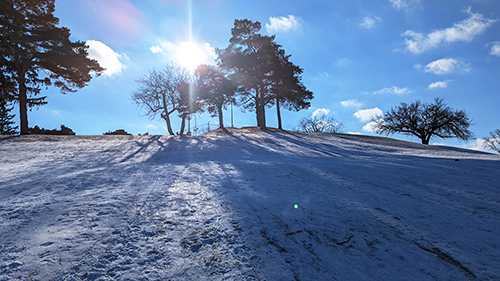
[0,95,17,134]
[195,64,237,129]
[295,114,344,133]
[482,129,500,154]
[373,98,474,145]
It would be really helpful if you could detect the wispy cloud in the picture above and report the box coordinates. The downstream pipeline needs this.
[341,99,363,108]
[359,16,381,29]
[402,8,497,54]
[354,108,383,122]
[373,86,411,95]
[335,57,352,67]
[86,40,124,77]
[428,80,452,89]
[424,58,471,75]
[312,108,330,118]
[389,0,420,12]
[488,41,500,56]
[265,15,301,33]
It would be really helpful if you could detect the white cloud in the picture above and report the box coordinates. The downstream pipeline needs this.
[463,138,489,152]
[86,40,124,77]
[424,58,471,75]
[489,42,500,56]
[146,124,158,129]
[354,108,383,122]
[359,16,381,29]
[265,15,301,33]
[150,45,163,54]
[362,121,380,133]
[341,99,363,108]
[373,86,411,95]
[312,108,330,118]
[389,0,420,12]
[428,80,452,89]
[402,8,497,54]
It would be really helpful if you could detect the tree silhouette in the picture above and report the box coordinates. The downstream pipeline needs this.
[195,64,237,129]
[0,95,17,135]
[295,114,344,134]
[372,98,474,144]
[177,82,203,135]
[29,124,75,135]
[271,57,313,130]
[482,129,500,154]
[0,0,104,134]
[131,65,190,135]
[218,19,312,129]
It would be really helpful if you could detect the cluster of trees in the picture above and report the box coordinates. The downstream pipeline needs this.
[0,0,104,135]
[132,19,313,135]
[29,124,75,135]
[103,129,132,136]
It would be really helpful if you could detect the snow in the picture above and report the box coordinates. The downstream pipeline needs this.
[1,129,499,280]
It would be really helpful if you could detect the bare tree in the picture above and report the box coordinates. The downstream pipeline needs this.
[295,114,344,134]
[131,64,189,135]
[372,98,474,144]
[482,129,500,154]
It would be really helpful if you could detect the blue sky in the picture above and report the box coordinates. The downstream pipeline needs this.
[22,0,500,148]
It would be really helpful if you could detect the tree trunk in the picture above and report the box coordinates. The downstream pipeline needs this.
[162,113,175,135]
[179,114,186,135]
[255,89,266,128]
[17,72,29,135]
[218,106,224,129]
[276,97,282,130]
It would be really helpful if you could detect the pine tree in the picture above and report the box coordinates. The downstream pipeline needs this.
[0,96,18,135]
[1,0,104,134]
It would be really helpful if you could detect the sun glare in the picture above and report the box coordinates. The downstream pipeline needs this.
[175,42,207,72]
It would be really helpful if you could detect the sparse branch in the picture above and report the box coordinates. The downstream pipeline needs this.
[482,129,500,154]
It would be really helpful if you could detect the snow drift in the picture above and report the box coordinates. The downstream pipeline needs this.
[1,128,499,280]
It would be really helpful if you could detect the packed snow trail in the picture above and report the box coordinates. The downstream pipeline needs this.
[0,130,499,280]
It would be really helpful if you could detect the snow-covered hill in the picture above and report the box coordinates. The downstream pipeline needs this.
[1,129,499,280]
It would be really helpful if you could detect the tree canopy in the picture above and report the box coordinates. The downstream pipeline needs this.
[195,64,237,129]
[482,129,500,154]
[295,114,344,134]
[372,98,474,145]
[0,0,104,134]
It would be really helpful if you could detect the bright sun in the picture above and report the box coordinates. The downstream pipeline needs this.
[175,42,208,72]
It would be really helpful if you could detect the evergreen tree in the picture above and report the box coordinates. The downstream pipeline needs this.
[218,19,312,128]
[0,0,104,134]
[0,96,17,135]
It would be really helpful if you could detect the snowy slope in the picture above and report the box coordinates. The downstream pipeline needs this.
[1,129,499,280]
